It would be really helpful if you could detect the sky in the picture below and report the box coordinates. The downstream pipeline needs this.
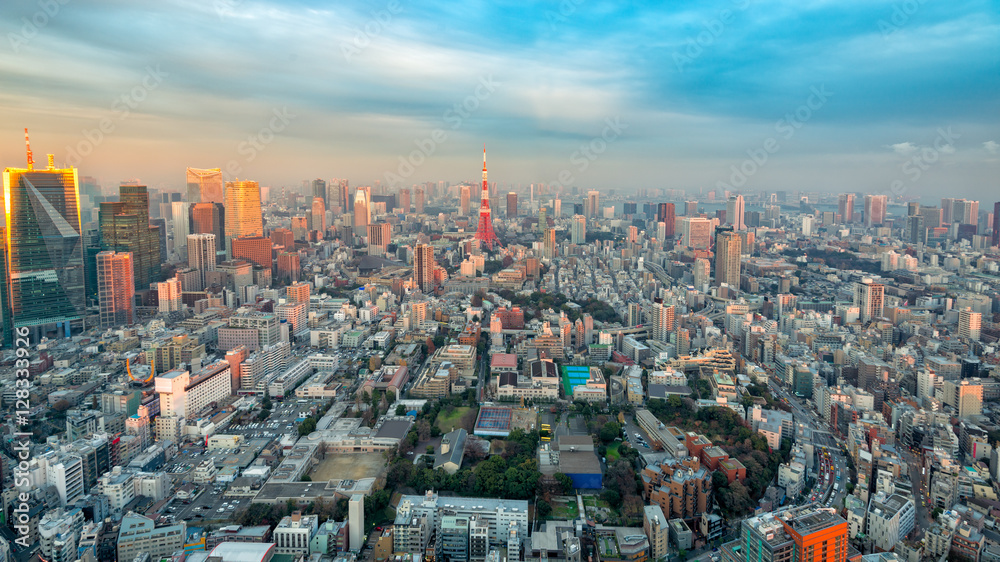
[1,0,998,201]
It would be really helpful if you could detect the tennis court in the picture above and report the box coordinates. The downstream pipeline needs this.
[562,365,591,396]
[474,406,513,437]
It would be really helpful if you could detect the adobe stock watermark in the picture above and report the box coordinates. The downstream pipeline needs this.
[225,107,296,178]
[548,117,628,190]
[716,84,833,191]
[8,0,71,53]
[341,0,403,62]
[545,0,585,30]
[674,0,752,72]
[12,325,33,549]
[383,75,497,185]
[65,65,168,167]
[886,127,959,198]
[878,0,930,38]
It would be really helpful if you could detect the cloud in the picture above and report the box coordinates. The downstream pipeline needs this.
[984,140,1000,154]
[889,142,919,155]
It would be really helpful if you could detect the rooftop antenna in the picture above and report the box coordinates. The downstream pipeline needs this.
[24,128,34,170]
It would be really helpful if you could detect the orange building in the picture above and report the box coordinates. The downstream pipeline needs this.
[276,252,301,283]
[232,235,273,269]
[727,506,848,562]
[271,227,295,250]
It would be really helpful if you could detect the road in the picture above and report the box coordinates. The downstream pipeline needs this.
[901,447,933,538]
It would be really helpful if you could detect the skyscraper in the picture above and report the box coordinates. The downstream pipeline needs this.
[658,203,676,237]
[189,202,225,256]
[714,226,741,287]
[460,184,471,216]
[224,180,263,252]
[651,299,674,342]
[542,228,556,259]
[681,217,712,250]
[587,190,600,218]
[367,222,391,256]
[353,187,370,234]
[415,186,425,214]
[571,215,587,245]
[96,251,135,328]
[864,194,887,227]
[399,188,411,212]
[171,201,189,260]
[99,183,162,289]
[726,195,745,230]
[1,146,86,343]
[312,178,327,208]
[186,167,223,203]
[187,234,217,289]
[413,243,436,292]
[333,179,349,212]
[738,506,847,562]
[507,192,518,218]
[837,193,854,224]
[993,201,1000,247]
[952,199,979,225]
[310,197,326,232]
[854,278,884,323]
[684,201,698,216]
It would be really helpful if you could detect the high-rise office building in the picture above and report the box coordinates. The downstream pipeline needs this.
[586,190,600,218]
[310,197,326,232]
[99,183,161,289]
[276,252,301,283]
[658,203,676,237]
[993,201,1000,247]
[333,179,349,211]
[413,243,436,292]
[571,215,587,245]
[186,167,223,203]
[958,307,982,342]
[460,185,471,216]
[367,222,391,256]
[290,216,307,241]
[854,278,884,323]
[224,180,263,252]
[685,201,698,216]
[726,195,746,230]
[270,228,294,251]
[171,201,189,260]
[507,192,518,218]
[838,193,854,224]
[189,202,226,255]
[187,234,217,289]
[312,179,327,208]
[353,188,371,233]
[681,217,712,250]
[952,199,979,225]
[96,251,135,328]
[714,226,741,288]
[1,149,86,343]
[863,194,887,227]
[905,215,926,244]
[415,186,425,214]
[399,188,411,212]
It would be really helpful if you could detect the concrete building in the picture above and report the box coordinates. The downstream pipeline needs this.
[116,513,185,562]
[349,495,364,551]
[865,492,915,552]
[643,505,669,560]
[274,511,319,556]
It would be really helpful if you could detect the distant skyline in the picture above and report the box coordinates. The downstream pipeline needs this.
[1,1,997,199]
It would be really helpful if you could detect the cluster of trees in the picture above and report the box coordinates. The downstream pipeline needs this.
[780,248,880,274]
[386,428,542,500]
[234,488,392,529]
[601,459,645,525]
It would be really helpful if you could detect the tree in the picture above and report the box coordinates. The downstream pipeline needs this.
[536,499,552,519]
[426,445,436,455]
[554,473,575,495]
[460,408,479,433]
[395,404,407,416]
[301,474,312,482]
[599,422,622,443]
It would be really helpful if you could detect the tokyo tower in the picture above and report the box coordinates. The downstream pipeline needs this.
[474,146,500,250]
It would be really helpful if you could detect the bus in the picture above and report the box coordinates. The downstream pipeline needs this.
[540,424,551,442]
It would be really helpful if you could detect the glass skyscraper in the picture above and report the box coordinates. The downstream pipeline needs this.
[1,161,86,344]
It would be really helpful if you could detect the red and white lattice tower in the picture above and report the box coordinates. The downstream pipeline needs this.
[474,146,500,250]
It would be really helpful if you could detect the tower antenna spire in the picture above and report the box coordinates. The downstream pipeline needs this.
[24,128,34,170]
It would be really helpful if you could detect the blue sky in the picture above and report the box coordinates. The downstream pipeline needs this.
[1,0,997,200]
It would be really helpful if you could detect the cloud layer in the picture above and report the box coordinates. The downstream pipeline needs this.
[1,0,997,200]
